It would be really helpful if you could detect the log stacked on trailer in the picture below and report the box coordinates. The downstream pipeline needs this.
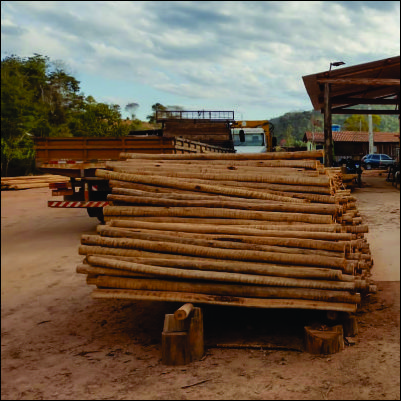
[1,175,69,190]
[77,150,375,313]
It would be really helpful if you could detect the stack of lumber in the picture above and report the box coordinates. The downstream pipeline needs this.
[1,175,69,190]
[77,150,375,313]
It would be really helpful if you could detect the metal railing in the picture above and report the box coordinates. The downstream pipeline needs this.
[156,110,235,122]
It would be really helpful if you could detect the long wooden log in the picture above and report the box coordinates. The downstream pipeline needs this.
[109,187,330,207]
[91,288,357,312]
[106,162,321,175]
[96,170,307,203]
[86,256,363,291]
[110,187,261,202]
[81,236,349,270]
[108,166,322,180]
[207,181,332,194]
[107,166,331,187]
[276,192,337,204]
[104,220,355,240]
[105,216,333,226]
[108,159,319,169]
[1,174,67,181]
[109,180,207,195]
[119,150,324,161]
[2,182,62,190]
[106,194,341,216]
[118,159,319,169]
[93,276,361,304]
[103,206,334,224]
[107,218,341,232]
[76,264,155,278]
[97,226,348,253]
[100,227,346,258]
[258,183,332,195]
[140,178,329,195]
[78,247,346,280]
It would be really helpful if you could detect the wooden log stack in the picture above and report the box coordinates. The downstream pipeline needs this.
[78,150,375,313]
[1,174,69,190]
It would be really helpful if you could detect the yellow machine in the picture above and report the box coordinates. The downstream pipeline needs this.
[230,120,275,152]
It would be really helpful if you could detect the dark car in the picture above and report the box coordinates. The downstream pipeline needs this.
[362,154,396,170]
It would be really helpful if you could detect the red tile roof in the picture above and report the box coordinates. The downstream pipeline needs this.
[304,131,400,143]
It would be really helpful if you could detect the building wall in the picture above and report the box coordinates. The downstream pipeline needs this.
[305,141,398,160]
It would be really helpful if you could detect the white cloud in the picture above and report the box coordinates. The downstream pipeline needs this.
[1,1,399,120]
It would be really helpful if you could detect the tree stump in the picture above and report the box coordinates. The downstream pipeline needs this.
[304,324,345,354]
[188,307,204,361]
[163,314,189,332]
[161,332,191,366]
[161,307,204,365]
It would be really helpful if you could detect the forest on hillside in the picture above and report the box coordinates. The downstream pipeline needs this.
[270,106,399,145]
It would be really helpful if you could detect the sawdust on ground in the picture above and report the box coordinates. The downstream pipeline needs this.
[1,174,399,400]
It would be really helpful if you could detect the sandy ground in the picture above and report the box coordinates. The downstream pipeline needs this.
[1,174,399,400]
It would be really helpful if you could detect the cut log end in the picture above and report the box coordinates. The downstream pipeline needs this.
[174,303,195,320]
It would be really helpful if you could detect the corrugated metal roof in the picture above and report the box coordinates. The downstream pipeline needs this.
[304,131,400,143]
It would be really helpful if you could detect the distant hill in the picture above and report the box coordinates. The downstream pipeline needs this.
[269,105,399,143]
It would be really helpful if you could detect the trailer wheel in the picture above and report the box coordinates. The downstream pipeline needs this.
[87,207,105,224]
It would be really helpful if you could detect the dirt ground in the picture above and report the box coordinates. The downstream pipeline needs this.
[1,174,399,400]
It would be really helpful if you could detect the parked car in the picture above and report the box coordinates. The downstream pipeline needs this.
[361,154,374,163]
[362,154,396,170]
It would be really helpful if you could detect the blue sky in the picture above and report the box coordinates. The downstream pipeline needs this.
[1,1,400,121]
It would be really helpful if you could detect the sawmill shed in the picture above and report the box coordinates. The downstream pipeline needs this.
[303,55,400,166]
[303,131,400,160]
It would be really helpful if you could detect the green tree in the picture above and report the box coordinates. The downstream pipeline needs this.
[2,54,132,175]
[1,55,46,175]
[69,102,131,137]
[342,114,381,131]
[147,103,167,123]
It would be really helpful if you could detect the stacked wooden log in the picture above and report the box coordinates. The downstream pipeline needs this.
[77,150,375,313]
[1,175,69,190]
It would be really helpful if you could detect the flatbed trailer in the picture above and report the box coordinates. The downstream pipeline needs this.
[35,135,233,222]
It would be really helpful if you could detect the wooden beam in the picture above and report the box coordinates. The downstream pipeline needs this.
[318,88,399,105]
[331,97,398,106]
[318,78,400,86]
[323,83,333,167]
[329,109,400,115]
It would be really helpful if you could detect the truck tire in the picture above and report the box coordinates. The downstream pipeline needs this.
[87,207,105,224]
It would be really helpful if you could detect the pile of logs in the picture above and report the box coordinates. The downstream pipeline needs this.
[1,175,69,190]
[77,150,375,314]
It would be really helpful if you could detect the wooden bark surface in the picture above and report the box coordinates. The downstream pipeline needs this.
[91,288,357,312]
